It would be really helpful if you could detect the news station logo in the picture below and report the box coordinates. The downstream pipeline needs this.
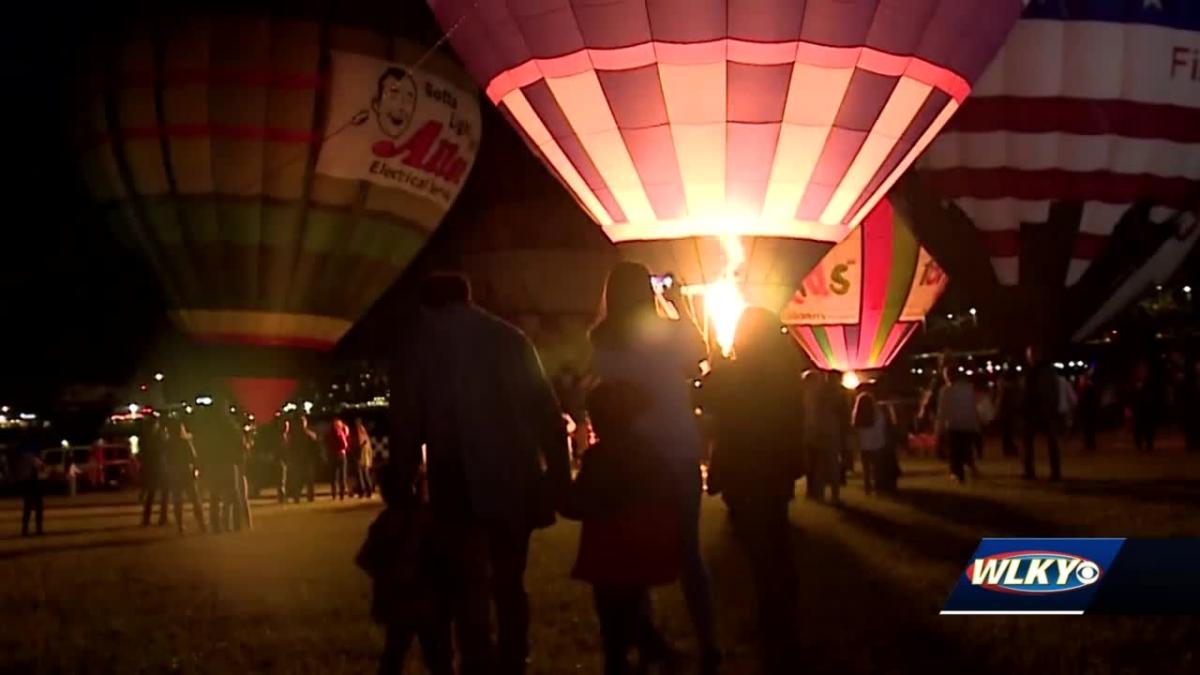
[968,552,1103,594]
[943,539,1124,615]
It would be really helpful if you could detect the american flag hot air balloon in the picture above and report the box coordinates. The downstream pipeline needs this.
[426,0,1023,314]
[916,0,1200,346]
[75,8,481,418]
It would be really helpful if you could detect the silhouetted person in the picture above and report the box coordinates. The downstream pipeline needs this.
[15,442,44,537]
[937,365,981,483]
[1129,361,1160,453]
[166,421,206,534]
[140,418,170,526]
[562,381,678,675]
[357,466,452,675]
[1078,371,1100,452]
[1022,346,1063,481]
[201,411,243,532]
[391,273,570,675]
[703,308,804,674]
[289,416,319,503]
[327,416,350,500]
[853,387,887,495]
[589,262,719,672]
[803,370,845,505]
[1183,359,1200,453]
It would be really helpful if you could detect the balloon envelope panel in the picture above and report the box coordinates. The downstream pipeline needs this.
[428,0,1021,297]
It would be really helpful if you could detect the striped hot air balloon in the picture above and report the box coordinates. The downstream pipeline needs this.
[918,0,1199,344]
[782,200,946,372]
[426,0,1022,312]
[75,11,481,418]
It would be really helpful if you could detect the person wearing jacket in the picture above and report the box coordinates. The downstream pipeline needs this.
[937,365,982,483]
[1021,346,1063,481]
[391,273,570,675]
[166,420,207,534]
[140,418,171,526]
[852,388,888,495]
[352,418,375,498]
[327,416,350,501]
[588,262,719,674]
[702,308,805,674]
[561,381,678,675]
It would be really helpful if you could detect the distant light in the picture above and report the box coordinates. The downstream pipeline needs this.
[19,413,36,421]
[195,396,213,406]
[1053,362,1065,370]
[61,440,69,448]
[242,425,252,433]
[247,414,255,422]
[1185,285,1193,294]
[128,403,140,414]
[154,372,164,382]
[139,384,148,392]
[0,405,7,413]
[129,435,140,455]
[693,379,702,389]
[1015,365,1023,373]
[0,415,7,424]
[969,307,977,316]
[946,313,954,320]
[693,406,704,416]
[229,406,237,414]
[282,402,299,413]
[1156,285,1164,292]
[303,401,314,414]
[965,369,975,376]
[957,366,965,373]
[841,371,861,390]
[779,326,788,334]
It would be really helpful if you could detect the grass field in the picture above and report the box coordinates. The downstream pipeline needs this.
[2,435,1199,674]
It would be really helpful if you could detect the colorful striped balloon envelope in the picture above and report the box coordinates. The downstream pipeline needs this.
[75,12,481,418]
[782,200,946,372]
[426,0,1021,309]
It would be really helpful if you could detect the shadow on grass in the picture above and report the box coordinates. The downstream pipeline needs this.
[703,515,1002,675]
[833,503,980,568]
[890,487,1071,538]
[0,535,164,561]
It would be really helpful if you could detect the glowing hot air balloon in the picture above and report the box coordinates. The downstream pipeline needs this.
[916,0,1200,346]
[427,0,1023,351]
[75,11,481,418]
[782,199,947,372]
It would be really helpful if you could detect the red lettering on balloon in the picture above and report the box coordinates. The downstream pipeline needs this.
[370,121,468,184]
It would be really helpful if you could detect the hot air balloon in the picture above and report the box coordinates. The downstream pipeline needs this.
[74,9,481,419]
[782,199,947,372]
[912,0,1200,348]
[426,0,1023,352]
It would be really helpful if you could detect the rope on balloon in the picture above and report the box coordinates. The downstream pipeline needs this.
[229,0,483,197]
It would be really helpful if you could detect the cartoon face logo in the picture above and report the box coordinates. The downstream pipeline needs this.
[371,67,418,139]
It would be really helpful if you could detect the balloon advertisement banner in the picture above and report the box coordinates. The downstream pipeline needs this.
[317,50,481,209]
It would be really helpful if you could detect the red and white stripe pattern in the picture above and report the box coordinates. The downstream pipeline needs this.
[922,17,1200,286]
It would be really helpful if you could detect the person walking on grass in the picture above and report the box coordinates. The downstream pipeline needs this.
[703,308,806,674]
[589,262,720,674]
[1021,345,1063,481]
[852,386,888,495]
[140,417,171,527]
[357,466,452,675]
[562,381,680,675]
[391,273,570,675]
[327,416,350,501]
[353,418,375,498]
[166,421,207,534]
[289,416,319,503]
[15,442,44,537]
[937,365,981,484]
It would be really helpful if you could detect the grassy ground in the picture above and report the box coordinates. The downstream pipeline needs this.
[2,433,1199,674]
